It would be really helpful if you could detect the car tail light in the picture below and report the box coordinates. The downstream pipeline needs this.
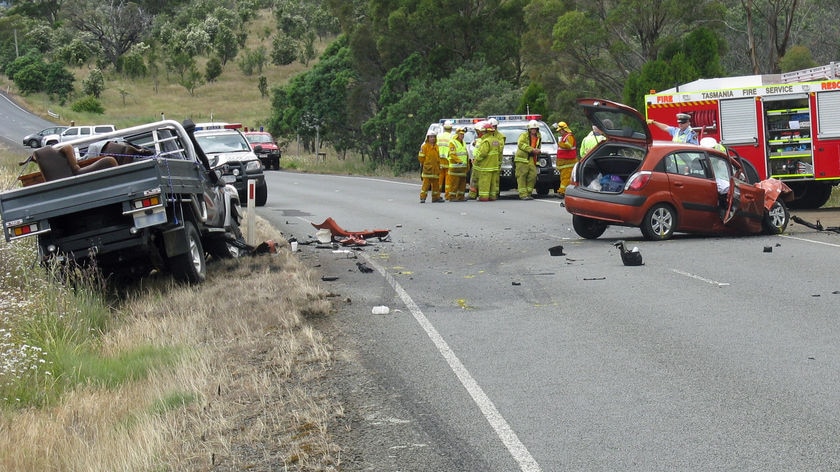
[626,171,652,191]
[569,163,579,185]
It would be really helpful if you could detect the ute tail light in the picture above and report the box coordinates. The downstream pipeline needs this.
[6,220,46,240]
[626,171,652,191]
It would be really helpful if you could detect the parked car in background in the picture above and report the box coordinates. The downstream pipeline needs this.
[193,122,268,206]
[22,126,68,148]
[563,98,791,241]
[42,124,117,146]
[244,130,281,170]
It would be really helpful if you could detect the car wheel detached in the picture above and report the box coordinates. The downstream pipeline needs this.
[641,203,676,240]
[572,215,608,239]
[762,199,789,234]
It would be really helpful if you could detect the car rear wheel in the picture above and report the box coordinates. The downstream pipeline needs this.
[572,215,608,239]
[640,203,676,241]
[762,199,789,234]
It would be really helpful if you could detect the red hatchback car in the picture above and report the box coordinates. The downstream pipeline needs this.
[564,98,791,241]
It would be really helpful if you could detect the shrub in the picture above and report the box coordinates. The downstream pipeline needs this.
[205,57,222,82]
[13,63,48,94]
[82,68,105,98]
[71,95,105,114]
[43,63,75,101]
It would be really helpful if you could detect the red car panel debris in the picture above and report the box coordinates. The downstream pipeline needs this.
[311,217,391,246]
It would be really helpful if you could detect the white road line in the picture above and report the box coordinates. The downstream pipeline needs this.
[671,268,730,287]
[780,234,840,248]
[361,252,542,472]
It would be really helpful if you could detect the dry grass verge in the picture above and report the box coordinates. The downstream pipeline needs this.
[0,217,342,471]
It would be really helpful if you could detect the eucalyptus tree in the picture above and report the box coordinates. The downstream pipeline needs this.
[64,0,153,68]
[719,0,834,74]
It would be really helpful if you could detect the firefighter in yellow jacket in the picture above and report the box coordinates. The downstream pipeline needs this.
[472,121,504,201]
[418,131,443,203]
[467,121,487,200]
[447,127,469,201]
[554,121,577,198]
[436,120,454,199]
[514,120,540,200]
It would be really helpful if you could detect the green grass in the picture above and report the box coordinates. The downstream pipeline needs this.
[0,240,177,409]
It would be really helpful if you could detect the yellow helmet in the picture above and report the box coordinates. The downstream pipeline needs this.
[556,121,570,132]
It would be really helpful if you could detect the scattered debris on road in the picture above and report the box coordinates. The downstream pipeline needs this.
[614,241,643,266]
[548,245,565,256]
[371,306,390,315]
[791,215,840,233]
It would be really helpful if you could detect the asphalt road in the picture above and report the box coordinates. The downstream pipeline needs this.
[0,91,57,149]
[259,170,840,471]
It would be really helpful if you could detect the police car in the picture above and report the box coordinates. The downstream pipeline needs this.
[193,122,268,206]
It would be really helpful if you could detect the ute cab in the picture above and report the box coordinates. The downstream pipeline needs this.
[193,122,268,206]
[564,98,789,240]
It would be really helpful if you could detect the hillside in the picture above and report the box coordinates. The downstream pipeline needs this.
[4,9,328,132]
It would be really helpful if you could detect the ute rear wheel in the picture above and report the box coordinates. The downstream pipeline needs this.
[168,221,206,284]
[572,215,608,239]
[640,203,676,241]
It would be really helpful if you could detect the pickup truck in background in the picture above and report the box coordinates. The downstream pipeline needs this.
[0,119,246,284]
[42,124,117,146]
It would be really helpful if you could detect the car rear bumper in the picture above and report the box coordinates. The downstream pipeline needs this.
[564,185,648,224]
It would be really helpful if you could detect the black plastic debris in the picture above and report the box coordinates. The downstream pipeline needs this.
[548,245,565,256]
[356,261,374,273]
[614,241,643,266]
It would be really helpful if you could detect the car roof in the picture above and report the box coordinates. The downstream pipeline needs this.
[577,98,651,146]
[195,128,241,134]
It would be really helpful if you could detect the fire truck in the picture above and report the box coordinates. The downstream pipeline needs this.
[645,62,840,208]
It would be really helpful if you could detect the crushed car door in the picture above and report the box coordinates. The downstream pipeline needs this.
[715,155,764,232]
[663,151,722,232]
